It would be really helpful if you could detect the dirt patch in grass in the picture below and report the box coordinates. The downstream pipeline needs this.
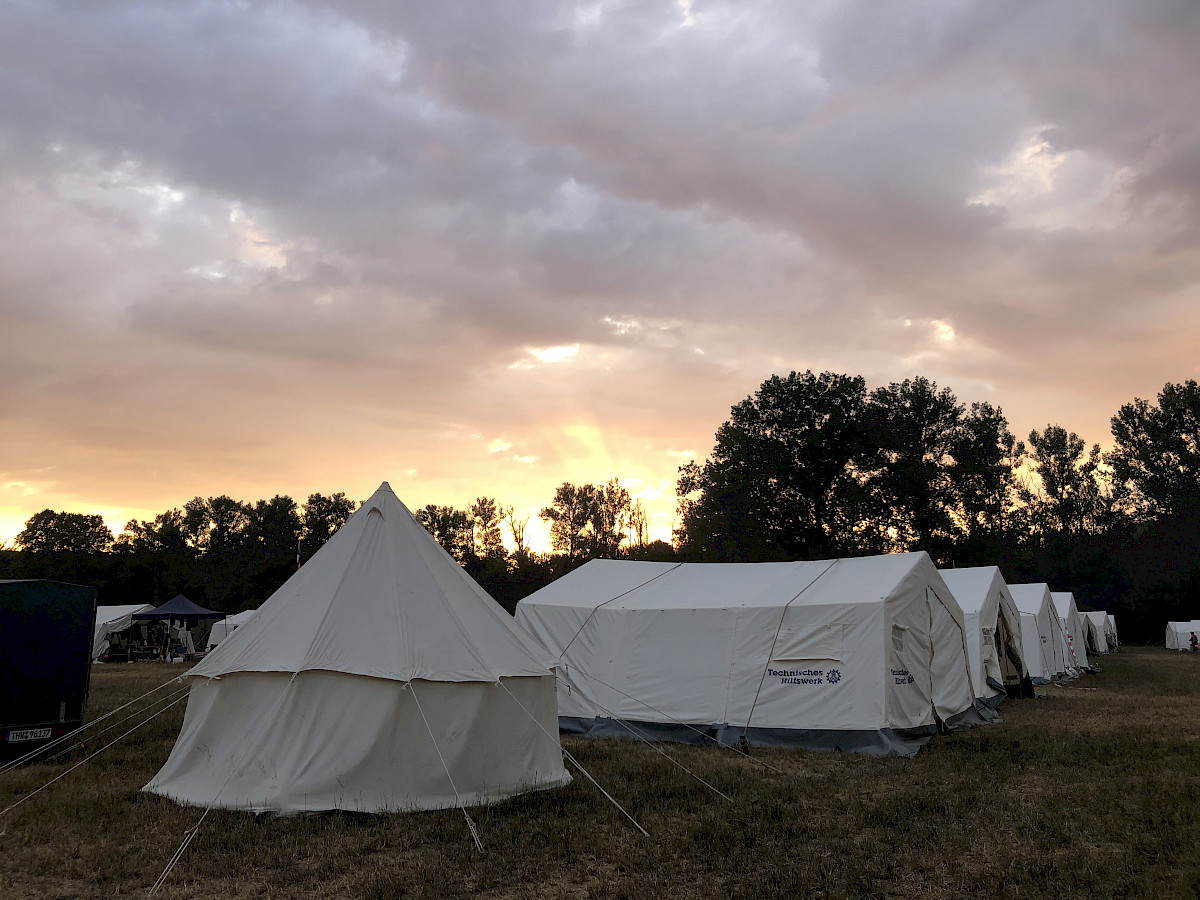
[3,650,1200,899]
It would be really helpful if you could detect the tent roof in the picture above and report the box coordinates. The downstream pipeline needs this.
[1009,583,1053,616]
[223,609,257,627]
[939,566,1007,615]
[133,594,225,620]
[519,552,945,613]
[1167,621,1200,633]
[191,482,553,683]
[97,604,154,625]
[1050,591,1079,620]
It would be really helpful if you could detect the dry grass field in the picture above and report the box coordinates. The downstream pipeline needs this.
[2,647,1200,899]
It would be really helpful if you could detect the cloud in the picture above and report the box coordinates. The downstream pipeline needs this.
[1,0,1198,543]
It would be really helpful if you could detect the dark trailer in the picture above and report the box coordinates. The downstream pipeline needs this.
[0,580,97,753]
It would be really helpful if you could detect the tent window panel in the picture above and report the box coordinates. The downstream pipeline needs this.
[772,625,844,662]
[891,625,907,654]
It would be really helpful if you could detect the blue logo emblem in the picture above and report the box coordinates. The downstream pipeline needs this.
[826,668,842,685]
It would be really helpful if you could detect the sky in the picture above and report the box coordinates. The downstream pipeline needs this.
[2,0,1199,550]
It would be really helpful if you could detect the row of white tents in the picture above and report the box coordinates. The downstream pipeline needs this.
[137,482,1118,817]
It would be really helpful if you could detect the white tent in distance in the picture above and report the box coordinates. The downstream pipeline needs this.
[1080,610,1111,655]
[1166,621,1200,651]
[144,482,570,814]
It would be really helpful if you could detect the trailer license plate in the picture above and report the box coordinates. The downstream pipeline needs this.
[7,727,53,743]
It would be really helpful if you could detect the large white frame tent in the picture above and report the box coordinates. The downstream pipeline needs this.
[1010,584,1073,683]
[1051,592,1091,670]
[1165,621,1200,650]
[516,551,981,758]
[145,483,570,814]
[91,604,153,661]
[939,567,1030,708]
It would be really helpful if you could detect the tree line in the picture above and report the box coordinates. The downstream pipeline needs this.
[0,482,671,615]
[1,372,1197,639]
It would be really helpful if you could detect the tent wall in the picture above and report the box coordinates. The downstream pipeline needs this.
[1017,612,1054,684]
[1051,593,1090,670]
[553,600,892,733]
[927,585,977,728]
[147,671,569,813]
[1083,616,1105,654]
[1011,585,1069,684]
[1048,613,1074,678]
[939,567,1028,704]
[1082,612,1110,653]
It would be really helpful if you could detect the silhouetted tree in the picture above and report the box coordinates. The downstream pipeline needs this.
[627,539,677,562]
[244,495,301,566]
[950,402,1024,540]
[1109,379,1200,519]
[300,492,357,561]
[469,497,506,559]
[207,496,249,554]
[416,505,473,562]
[502,504,531,558]
[1022,425,1100,535]
[541,483,599,558]
[590,479,632,558]
[627,499,651,549]
[676,371,869,560]
[16,510,113,554]
[859,377,964,560]
[113,509,189,556]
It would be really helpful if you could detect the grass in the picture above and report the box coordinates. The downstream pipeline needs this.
[3,648,1200,899]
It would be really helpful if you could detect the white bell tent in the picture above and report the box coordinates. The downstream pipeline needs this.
[516,551,981,758]
[1051,592,1091,670]
[1010,584,1072,684]
[144,483,570,814]
[939,567,1029,707]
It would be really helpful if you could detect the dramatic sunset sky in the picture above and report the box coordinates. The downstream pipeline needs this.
[2,1,1198,549]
